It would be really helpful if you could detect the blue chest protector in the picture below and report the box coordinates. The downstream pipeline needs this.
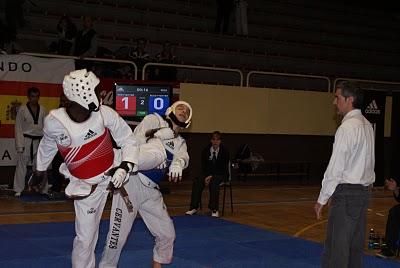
[140,150,174,184]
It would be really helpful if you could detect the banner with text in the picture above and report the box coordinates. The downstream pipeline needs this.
[0,55,75,166]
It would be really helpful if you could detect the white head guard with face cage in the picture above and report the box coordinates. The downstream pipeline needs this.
[63,69,100,111]
[165,100,193,128]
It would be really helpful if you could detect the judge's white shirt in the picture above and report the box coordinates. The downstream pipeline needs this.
[317,109,375,205]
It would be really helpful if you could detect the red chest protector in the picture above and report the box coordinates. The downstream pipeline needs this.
[57,129,114,179]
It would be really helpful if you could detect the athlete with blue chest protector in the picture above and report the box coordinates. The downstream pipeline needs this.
[100,101,192,268]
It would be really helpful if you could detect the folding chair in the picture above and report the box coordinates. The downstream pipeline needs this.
[220,161,234,216]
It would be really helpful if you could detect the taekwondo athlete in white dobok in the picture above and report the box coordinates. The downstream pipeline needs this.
[100,100,193,268]
[13,87,47,197]
[31,69,144,268]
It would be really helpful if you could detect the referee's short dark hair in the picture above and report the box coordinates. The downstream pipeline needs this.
[336,81,364,109]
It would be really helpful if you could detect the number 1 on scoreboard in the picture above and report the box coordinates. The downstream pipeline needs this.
[116,96,136,116]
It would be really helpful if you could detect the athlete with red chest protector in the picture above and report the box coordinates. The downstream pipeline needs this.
[33,69,166,268]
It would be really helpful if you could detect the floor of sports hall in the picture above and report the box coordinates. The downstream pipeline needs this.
[1,175,399,267]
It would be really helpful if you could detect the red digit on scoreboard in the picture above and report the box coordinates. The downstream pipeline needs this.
[116,96,136,115]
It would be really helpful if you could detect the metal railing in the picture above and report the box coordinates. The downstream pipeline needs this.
[142,62,244,86]
[246,71,331,92]
[333,78,400,93]
[15,53,400,93]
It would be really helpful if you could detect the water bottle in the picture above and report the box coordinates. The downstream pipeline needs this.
[368,228,374,250]
[373,232,380,249]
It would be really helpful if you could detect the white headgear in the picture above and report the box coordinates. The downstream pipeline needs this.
[63,69,100,111]
[165,100,193,128]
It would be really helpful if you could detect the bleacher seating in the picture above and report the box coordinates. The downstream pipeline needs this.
[1,0,399,86]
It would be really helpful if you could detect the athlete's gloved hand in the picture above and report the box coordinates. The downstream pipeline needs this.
[111,169,127,188]
[146,127,175,142]
[168,159,184,182]
[154,127,175,140]
[106,161,134,188]
[28,170,47,192]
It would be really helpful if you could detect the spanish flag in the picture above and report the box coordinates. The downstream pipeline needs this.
[0,55,75,138]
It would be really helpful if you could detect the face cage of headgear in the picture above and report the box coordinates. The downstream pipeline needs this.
[165,100,192,128]
[62,69,100,111]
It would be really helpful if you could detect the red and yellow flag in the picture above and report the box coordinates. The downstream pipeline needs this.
[0,55,75,138]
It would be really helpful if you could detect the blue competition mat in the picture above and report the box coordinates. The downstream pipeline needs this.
[19,192,67,203]
[0,215,399,267]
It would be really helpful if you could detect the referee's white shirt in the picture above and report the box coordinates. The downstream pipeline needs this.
[317,109,375,205]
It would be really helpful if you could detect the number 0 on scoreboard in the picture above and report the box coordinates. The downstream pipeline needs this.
[149,96,170,114]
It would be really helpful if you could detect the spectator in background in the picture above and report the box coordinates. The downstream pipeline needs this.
[130,38,150,62]
[376,178,400,258]
[5,0,26,41]
[0,20,7,54]
[49,15,77,55]
[151,41,177,81]
[185,131,230,218]
[73,16,97,58]
[215,0,234,34]
[235,0,248,36]
[155,41,176,63]
[0,18,11,52]
[13,87,48,197]
[130,38,150,79]
[127,38,138,60]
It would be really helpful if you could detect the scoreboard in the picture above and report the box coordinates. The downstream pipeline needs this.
[114,83,172,124]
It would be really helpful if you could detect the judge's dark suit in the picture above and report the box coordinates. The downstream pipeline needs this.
[189,144,230,211]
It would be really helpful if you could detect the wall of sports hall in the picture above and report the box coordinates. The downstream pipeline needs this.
[0,82,394,186]
[177,83,393,186]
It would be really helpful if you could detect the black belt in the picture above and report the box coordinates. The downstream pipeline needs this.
[23,134,43,161]
[71,183,133,213]
[23,134,42,140]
